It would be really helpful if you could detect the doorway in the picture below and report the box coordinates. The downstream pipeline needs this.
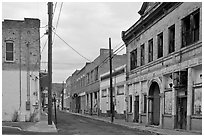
[177,97,187,129]
[149,82,160,126]
[134,96,139,122]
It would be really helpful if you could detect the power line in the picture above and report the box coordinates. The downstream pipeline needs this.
[98,43,125,68]
[53,2,63,46]
[53,30,93,63]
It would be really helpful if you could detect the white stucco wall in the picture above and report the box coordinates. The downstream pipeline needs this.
[2,70,40,121]
[100,69,126,114]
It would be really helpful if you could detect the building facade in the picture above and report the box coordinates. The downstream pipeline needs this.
[2,18,41,121]
[100,65,126,119]
[68,48,127,116]
[122,2,202,131]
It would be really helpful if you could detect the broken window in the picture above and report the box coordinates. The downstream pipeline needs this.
[130,48,137,70]
[5,42,14,62]
[141,44,145,66]
[148,39,153,62]
[157,32,163,58]
[182,9,200,47]
[168,24,175,54]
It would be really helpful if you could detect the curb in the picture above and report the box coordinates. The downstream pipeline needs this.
[2,126,22,131]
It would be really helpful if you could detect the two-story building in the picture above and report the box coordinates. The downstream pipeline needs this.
[122,2,202,132]
[2,18,41,121]
[100,65,126,119]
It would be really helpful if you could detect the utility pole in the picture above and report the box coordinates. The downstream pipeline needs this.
[61,81,64,110]
[48,2,53,125]
[109,38,114,123]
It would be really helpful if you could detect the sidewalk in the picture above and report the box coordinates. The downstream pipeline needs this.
[66,110,202,135]
[2,111,57,133]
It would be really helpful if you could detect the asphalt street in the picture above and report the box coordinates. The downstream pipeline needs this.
[56,110,153,135]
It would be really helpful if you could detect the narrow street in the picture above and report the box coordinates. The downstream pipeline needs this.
[56,110,153,135]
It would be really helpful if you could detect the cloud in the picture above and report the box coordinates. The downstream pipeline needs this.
[2,2,143,82]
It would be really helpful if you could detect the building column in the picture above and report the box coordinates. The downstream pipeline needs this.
[132,83,136,122]
[172,72,177,129]
[187,67,193,131]
[138,82,142,123]
[125,83,129,121]
[146,87,150,126]
[159,75,165,128]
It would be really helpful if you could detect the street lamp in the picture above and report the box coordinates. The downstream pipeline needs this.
[52,93,57,126]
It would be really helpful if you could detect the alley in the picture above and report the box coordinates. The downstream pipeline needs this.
[55,110,153,135]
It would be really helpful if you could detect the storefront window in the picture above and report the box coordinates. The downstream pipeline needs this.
[164,91,172,114]
[193,87,202,115]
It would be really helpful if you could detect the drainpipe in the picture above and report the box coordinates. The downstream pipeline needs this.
[26,42,31,110]
[19,29,22,112]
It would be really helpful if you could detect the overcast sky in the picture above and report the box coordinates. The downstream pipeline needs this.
[2,1,142,83]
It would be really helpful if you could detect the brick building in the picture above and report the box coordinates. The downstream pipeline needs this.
[2,18,41,121]
[122,2,202,131]
[68,49,127,116]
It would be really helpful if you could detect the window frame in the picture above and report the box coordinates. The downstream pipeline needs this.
[101,89,107,98]
[140,44,145,66]
[157,32,163,58]
[129,95,132,113]
[148,39,153,63]
[5,41,15,62]
[130,48,137,70]
[168,24,175,54]
[182,9,200,48]
[117,85,124,95]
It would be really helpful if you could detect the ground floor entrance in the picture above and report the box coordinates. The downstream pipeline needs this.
[177,96,187,129]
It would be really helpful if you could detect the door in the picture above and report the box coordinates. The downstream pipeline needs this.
[134,96,139,122]
[177,97,187,129]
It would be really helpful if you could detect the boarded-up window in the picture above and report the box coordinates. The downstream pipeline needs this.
[164,91,172,114]
[193,87,202,115]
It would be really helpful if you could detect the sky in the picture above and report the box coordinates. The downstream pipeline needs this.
[2,1,143,83]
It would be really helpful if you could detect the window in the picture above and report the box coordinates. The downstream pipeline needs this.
[182,9,200,47]
[117,85,124,95]
[157,32,163,58]
[148,39,153,62]
[129,95,132,113]
[5,42,14,62]
[130,49,137,70]
[140,44,145,66]
[143,95,147,113]
[108,88,115,97]
[101,89,107,97]
[164,91,172,114]
[87,73,90,84]
[193,87,202,115]
[95,67,98,81]
[168,25,175,54]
